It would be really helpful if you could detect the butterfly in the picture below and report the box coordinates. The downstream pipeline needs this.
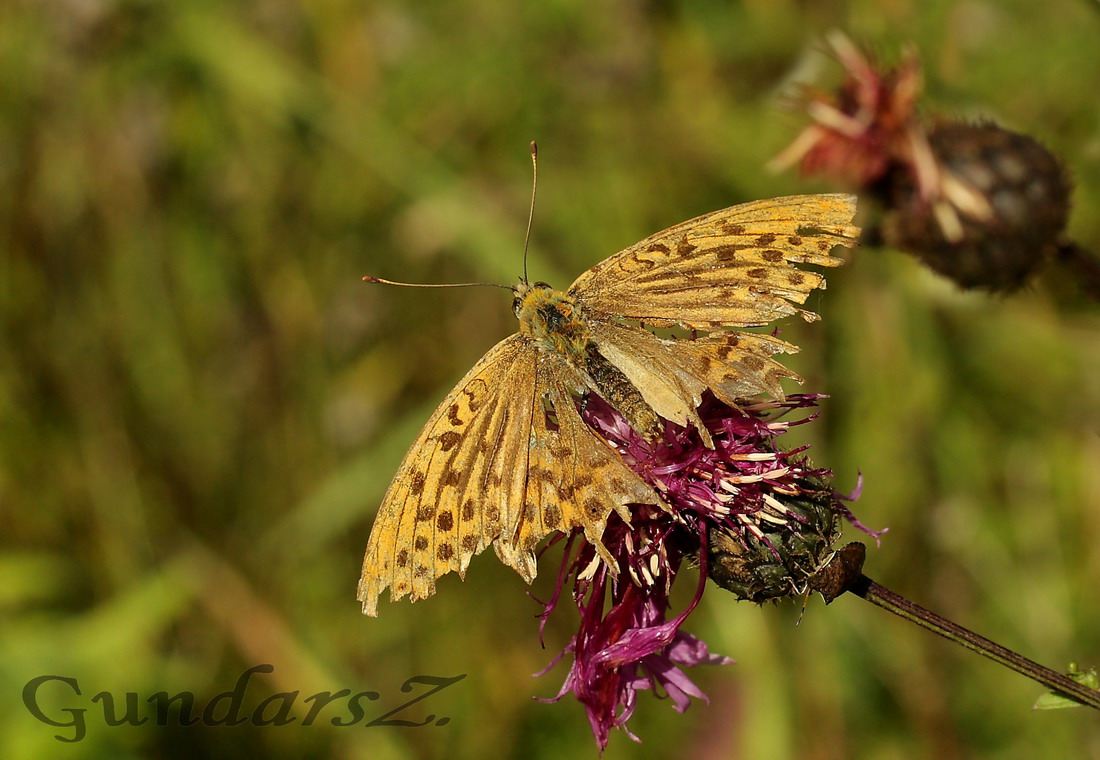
[358,193,859,615]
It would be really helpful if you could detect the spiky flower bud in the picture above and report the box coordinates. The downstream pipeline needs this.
[775,32,1088,294]
[707,474,843,603]
[885,121,1071,290]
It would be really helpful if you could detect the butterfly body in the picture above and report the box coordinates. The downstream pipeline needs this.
[515,280,664,441]
[359,194,860,616]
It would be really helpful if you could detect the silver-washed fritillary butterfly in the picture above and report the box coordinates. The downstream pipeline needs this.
[358,192,859,615]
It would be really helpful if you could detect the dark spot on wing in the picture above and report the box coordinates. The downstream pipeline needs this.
[414,536,429,551]
[437,544,454,561]
[416,504,436,522]
[609,477,635,496]
[761,250,784,263]
[461,380,487,411]
[550,444,572,460]
[396,549,409,568]
[437,511,454,531]
[621,255,657,273]
[755,233,776,246]
[543,504,562,527]
[712,243,749,260]
[438,431,462,451]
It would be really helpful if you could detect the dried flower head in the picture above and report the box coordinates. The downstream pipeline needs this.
[774,31,1084,293]
[771,31,930,194]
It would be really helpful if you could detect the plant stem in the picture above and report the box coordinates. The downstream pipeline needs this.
[847,574,1100,711]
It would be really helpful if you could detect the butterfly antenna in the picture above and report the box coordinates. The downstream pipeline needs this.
[522,141,538,285]
[362,276,511,290]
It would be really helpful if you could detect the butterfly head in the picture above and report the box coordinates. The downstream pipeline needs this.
[511,279,554,319]
[512,279,590,355]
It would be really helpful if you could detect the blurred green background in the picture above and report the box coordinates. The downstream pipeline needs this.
[3,1,1099,758]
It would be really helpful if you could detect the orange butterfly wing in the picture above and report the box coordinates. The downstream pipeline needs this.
[569,194,859,329]
[358,335,657,616]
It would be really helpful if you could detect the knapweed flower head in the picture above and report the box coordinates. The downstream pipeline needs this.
[773,31,1076,293]
[536,392,882,750]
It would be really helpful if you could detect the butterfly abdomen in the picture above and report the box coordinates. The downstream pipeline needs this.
[581,344,664,441]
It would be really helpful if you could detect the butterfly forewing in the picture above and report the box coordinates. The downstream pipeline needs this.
[358,334,534,615]
[568,194,858,328]
[360,341,661,616]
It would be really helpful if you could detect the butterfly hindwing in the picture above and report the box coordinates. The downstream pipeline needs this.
[668,330,802,405]
[569,194,858,329]
[497,356,660,580]
[589,321,801,421]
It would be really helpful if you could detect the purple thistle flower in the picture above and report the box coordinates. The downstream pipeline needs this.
[536,392,882,749]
